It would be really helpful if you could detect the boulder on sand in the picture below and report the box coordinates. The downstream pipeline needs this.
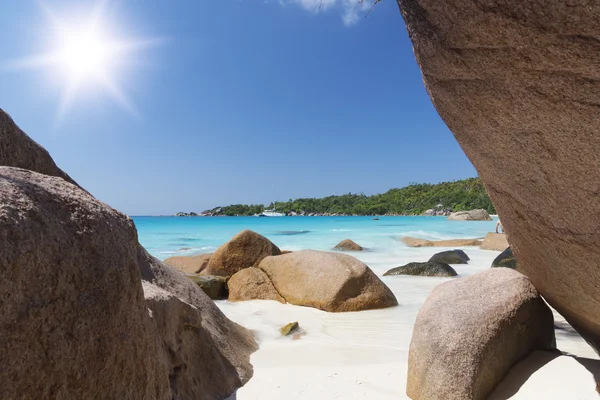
[396,0,600,350]
[429,249,469,264]
[334,239,364,251]
[0,168,169,399]
[228,267,285,303]
[203,230,281,277]
[447,209,492,221]
[492,248,518,270]
[407,268,555,400]
[402,236,482,248]
[480,233,509,251]
[164,253,213,274]
[384,262,457,277]
[258,250,398,312]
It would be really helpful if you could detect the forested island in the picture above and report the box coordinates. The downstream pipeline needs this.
[188,178,495,217]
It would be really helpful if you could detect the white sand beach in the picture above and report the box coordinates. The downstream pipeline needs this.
[219,247,600,399]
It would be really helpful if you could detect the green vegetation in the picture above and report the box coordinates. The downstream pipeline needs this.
[214,177,495,216]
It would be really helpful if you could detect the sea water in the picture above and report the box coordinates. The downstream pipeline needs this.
[134,215,497,261]
[133,215,597,399]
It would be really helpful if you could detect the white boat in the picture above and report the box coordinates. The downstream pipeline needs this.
[258,209,285,217]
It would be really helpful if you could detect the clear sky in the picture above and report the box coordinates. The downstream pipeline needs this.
[0,0,477,215]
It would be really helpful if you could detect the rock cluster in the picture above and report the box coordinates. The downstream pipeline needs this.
[0,110,256,399]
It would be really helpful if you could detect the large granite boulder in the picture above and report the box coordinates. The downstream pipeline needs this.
[0,168,169,399]
[0,110,257,398]
[480,233,509,251]
[334,239,364,251]
[384,261,457,277]
[143,282,245,400]
[203,230,281,277]
[407,268,555,400]
[447,209,492,221]
[163,253,213,274]
[428,249,469,264]
[228,267,285,303]
[0,109,78,187]
[396,0,600,350]
[492,247,518,270]
[402,236,482,247]
[258,250,398,312]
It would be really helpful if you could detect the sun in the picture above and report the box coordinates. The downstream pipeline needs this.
[57,24,113,80]
[1,1,163,122]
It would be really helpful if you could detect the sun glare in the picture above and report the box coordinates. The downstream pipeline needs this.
[1,1,163,122]
[58,26,112,79]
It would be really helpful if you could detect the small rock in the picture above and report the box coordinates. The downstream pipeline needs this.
[280,322,300,336]
[384,262,457,277]
[187,275,228,300]
[429,250,469,264]
[228,267,285,303]
[334,239,364,251]
[480,232,509,251]
[402,237,483,247]
[447,209,492,221]
[163,253,213,274]
[492,247,518,270]
[373,217,380,220]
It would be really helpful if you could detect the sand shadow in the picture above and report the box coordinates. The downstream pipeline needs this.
[489,350,600,399]
[488,351,560,400]
[574,356,600,390]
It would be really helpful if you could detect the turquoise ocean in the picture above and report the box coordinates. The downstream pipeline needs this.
[133,215,498,261]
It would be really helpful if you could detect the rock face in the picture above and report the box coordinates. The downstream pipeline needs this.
[384,262,457,277]
[164,253,213,274]
[0,110,257,398]
[228,267,285,303]
[402,236,482,247]
[334,239,364,251]
[480,233,509,251]
[187,274,229,300]
[0,109,78,187]
[0,168,169,399]
[447,209,492,221]
[204,230,281,277]
[143,282,244,400]
[137,247,257,386]
[429,249,469,264]
[258,250,398,312]
[407,268,555,400]
[492,247,518,270]
[396,0,600,350]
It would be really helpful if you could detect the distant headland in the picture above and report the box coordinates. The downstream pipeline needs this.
[174,177,495,217]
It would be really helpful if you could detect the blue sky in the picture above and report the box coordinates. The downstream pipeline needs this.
[0,0,477,215]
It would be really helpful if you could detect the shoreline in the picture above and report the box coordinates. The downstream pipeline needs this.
[214,243,597,399]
